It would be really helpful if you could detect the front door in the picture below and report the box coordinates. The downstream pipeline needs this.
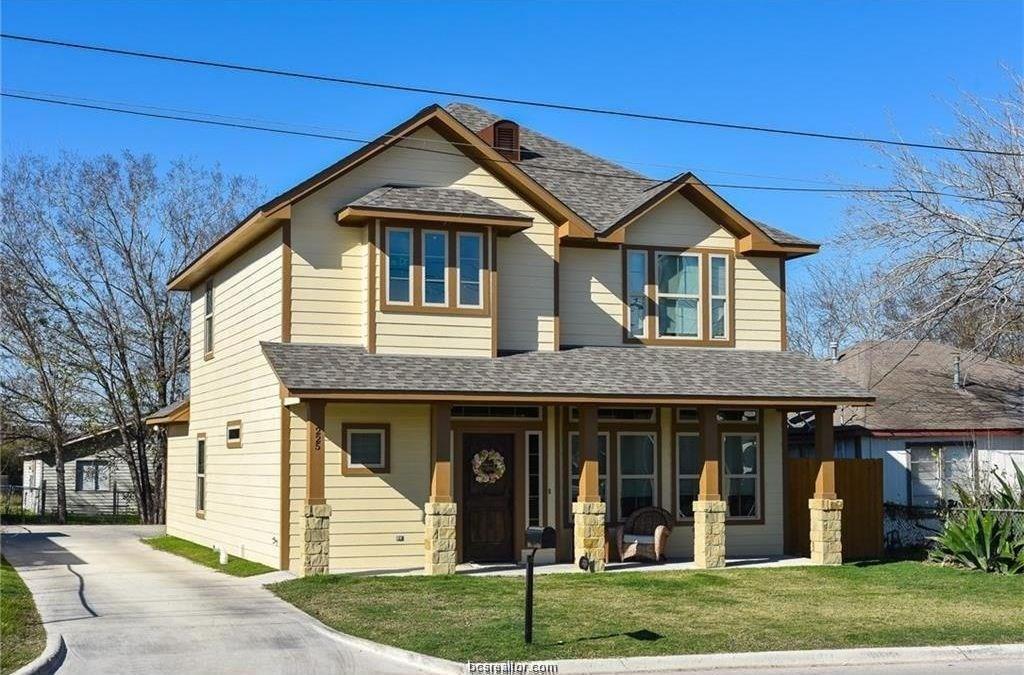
[462,432,515,562]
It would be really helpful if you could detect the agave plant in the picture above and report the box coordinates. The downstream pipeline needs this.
[930,460,1024,574]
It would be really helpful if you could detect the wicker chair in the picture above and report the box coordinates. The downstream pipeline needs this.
[615,507,673,563]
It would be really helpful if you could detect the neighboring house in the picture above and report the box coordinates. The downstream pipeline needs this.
[804,340,1023,508]
[22,429,139,517]
[147,102,873,576]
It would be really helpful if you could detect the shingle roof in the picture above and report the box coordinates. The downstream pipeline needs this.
[835,340,1024,431]
[346,185,531,221]
[146,397,189,423]
[445,103,814,246]
[262,342,872,403]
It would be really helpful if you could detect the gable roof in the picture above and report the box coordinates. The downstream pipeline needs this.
[170,101,816,290]
[263,342,873,405]
[834,340,1024,432]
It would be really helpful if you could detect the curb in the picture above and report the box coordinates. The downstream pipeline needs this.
[307,621,462,675]
[533,643,1024,674]
[13,632,67,675]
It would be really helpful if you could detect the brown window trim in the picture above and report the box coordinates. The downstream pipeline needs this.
[226,419,242,449]
[621,245,736,347]
[379,220,492,317]
[341,423,391,476]
[671,407,766,526]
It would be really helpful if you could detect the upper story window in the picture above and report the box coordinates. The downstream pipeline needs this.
[203,279,214,359]
[386,227,413,304]
[380,223,489,315]
[623,248,735,346]
[457,232,483,308]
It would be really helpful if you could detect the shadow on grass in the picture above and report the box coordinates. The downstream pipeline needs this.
[539,628,664,648]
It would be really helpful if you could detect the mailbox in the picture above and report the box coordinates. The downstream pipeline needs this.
[525,526,556,550]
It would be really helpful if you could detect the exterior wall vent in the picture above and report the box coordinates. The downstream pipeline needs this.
[491,120,520,161]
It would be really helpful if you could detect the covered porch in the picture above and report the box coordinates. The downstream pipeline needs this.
[262,343,872,576]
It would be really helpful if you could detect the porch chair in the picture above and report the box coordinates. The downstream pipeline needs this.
[615,506,673,563]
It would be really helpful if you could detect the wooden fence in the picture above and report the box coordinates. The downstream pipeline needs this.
[784,458,884,560]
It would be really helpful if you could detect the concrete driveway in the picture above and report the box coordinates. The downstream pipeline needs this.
[0,525,426,674]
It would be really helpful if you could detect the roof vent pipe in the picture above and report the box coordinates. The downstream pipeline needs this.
[953,354,963,390]
[829,341,839,364]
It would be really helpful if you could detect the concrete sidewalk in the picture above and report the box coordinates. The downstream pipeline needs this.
[0,524,432,674]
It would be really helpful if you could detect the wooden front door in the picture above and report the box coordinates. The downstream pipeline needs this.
[462,432,516,562]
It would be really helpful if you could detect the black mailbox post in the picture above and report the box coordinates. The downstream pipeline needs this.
[523,526,555,644]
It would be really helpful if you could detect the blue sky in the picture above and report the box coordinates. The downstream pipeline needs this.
[2,1,1020,280]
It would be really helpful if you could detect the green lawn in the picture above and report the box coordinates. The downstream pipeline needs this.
[144,535,275,577]
[1,556,46,675]
[0,511,141,526]
[269,561,1024,662]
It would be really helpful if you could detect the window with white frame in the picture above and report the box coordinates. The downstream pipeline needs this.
[526,431,543,527]
[75,460,110,492]
[195,436,206,513]
[345,427,388,470]
[569,432,608,520]
[385,227,413,304]
[676,433,700,519]
[626,249,647,338]
[908,443,976,507]
[422,230,448,306]
[709,255,729,339]
[457,232,483,307]
[618,432,657,519]
[723,433,759,518]
[203,280,214,357]
[656,252,701,338]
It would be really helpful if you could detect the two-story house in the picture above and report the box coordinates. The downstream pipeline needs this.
[149,102,872,576]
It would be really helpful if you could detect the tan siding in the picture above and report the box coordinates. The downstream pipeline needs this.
[165,231,283,568]
[626,194,735,248]
[288,127,556,354]
[734,256,783,350]
[558,247,623,347]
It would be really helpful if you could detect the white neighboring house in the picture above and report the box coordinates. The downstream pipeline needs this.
[22,429,139,517]
[806,340,1023,506]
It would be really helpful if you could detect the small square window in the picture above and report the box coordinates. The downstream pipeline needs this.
[342,424,390,475]
[226,420,242,448]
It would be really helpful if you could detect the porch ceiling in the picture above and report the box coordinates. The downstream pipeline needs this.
[262,343,875,405]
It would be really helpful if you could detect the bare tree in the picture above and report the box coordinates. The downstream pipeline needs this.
[789,74,1024,364]
[1,152,258,523]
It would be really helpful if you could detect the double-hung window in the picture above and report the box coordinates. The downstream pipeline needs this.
[723,433,759,518]
[618,432,657,518]
[196,435,206,513]
[709,255,729,340]
[569,432,609,520]
[908,443,975,507]
[386,227,413,304]
[676,433,700,519]
[656,252,701,338]
[422,230,448,306]
[457,232,483,308]
[626,250,647,338]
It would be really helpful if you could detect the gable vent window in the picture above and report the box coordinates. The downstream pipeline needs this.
[492,120,520,161]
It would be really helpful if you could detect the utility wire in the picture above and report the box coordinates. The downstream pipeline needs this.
[2,32,1019,158]
[4,90,1015,205]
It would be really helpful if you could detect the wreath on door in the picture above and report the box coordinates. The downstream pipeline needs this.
[471,449,506,484]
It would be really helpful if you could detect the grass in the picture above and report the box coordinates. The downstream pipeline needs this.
[0,556,46,675]
[0,511,141,526]
[269,561,1024,662]
[144,535,275,577]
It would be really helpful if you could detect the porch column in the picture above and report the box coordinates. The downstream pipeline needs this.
[573,404,606,571]
[425,402,457,575]
[693,406,726,569]
[303,400,331,576]
[810,406,843,565]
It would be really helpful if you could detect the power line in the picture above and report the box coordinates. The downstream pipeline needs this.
[2,32,1018,158]
[4,90,1015,205]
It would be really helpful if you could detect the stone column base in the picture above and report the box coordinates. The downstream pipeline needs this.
[303,503,331,576]
[693,500,727,569]
[572,501,607,572]
[424,501,457,575]
[809,498,844,565]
